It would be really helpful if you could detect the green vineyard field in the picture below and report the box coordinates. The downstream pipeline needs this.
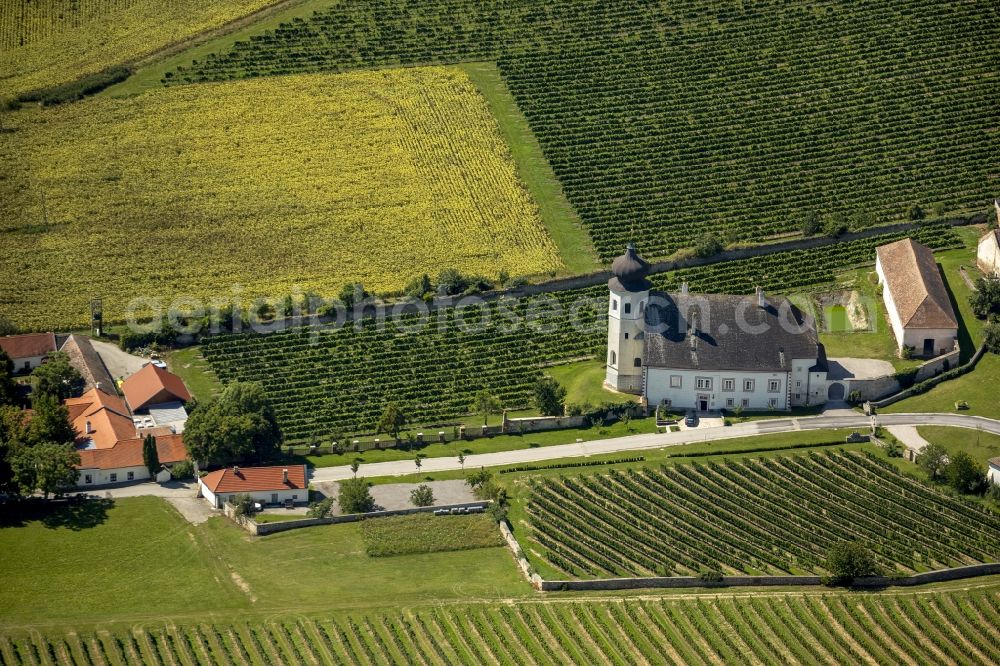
[200,225,959,438]
[162,0,996,259]
[4,590,1000,664]
[525,451,1000,579]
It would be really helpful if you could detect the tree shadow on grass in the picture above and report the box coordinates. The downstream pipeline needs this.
[0,496,113,530]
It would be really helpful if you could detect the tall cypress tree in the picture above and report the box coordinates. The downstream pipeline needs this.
[142,434,159,478]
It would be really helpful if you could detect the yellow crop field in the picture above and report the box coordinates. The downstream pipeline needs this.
[0,0,280,96]
[0,67,562,330]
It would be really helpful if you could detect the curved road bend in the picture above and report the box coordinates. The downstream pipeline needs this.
[309,413,1000,482]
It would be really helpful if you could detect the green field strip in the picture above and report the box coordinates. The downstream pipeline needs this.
[964,595,1000,662]
[806,597,873,666]
[523,605,588,666]
[611,603,672,666]
[905,596,973,665]
[430,609,479,665]
[779,597,843,665]
[272,623,308,665]
[688,601,747,665]
[406,611,453,665]
[184,626,216,666]
[830,597,897,666]
[581,604,640,666]
[716,598,782,665]
[488,607,539,666]
[630,602,691,666]
[343,616,380,665]
[662,600,722,665]
[97,632,127,666]
[230,625,266,666]
[596,603,656,666]
[296,621,336,666]
[927,596,993,665]
[450,610,501,666]
[547,604,606,665]
[362,616,405,665]
[133,629,162,666]
[861,597,928,665]
[217,627,251,666]
[392,616,433,666]
[248,627,285,666]
[205,624,239,665]
[505,607,558,666]
[749,597,815,665]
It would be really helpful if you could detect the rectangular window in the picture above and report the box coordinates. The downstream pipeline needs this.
[85,474,92,484]
[670,375,682,388]
[127,471,134,481]
[768,379,781,393]
[109,473,117,483]
[769,398,778,408]
[663,399,672,407]
[741,398,750,408]
[744,379,755,392]
[271,493,279,504]
[795,393,801,400]
[624,332,629,339]
[696,377,712,390]
[726,398,734,407]
[612,299,618,311]
[293,494,298,500]
[796,380,801,388]
[722,378,735,392]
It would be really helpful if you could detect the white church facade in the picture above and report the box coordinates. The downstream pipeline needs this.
[605,244,829,412]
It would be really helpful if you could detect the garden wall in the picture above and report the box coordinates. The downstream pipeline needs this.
[537,563,1000,592]
[913,345,961,383]
[226,501,490,536]
[501,414,587,434]
[870,343,988,410]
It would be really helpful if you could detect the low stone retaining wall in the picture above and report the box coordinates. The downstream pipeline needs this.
[499,521,543,590]
[537,563,1000,592]
[870,344,988,410]
[501,414,587,434]
[231,501,490,536]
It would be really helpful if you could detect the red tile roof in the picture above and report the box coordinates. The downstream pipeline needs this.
[64,388,136,449]
[200,465,307,494]
[77,434,188,470]
[0,332,56,360]
[121,363,192,412]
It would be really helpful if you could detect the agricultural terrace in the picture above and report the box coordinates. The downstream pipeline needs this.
[0,0,283,96]
[524,451,1000,579]
[160,0,996,260]
[0,67,561,330]
[201,225,960,439]
[5,589,1000,665]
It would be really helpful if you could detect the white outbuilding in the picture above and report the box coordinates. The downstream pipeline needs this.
[875,238,958,357]
[198,465,308,509]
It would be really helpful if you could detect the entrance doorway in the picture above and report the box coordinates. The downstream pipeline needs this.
[923,339,935,356]
[698,396,709,411]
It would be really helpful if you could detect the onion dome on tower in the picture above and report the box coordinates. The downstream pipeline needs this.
[609,242,652,292]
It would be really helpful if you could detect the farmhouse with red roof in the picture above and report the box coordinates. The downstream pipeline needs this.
[0,332,56,374]
[198,465,308,509]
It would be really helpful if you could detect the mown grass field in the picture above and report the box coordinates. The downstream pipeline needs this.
[360,513,503,557]
[3,587,1000,665]
[0,66,562,330]
[0,0,284,97]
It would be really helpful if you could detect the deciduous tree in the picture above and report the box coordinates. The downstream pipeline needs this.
[142,434,159,477]
[30,351,83,400]
[338,477,374,514]
[533,377,567,417]
[183,381,282,465]
[377,402,406,439]
[916,443,948,481]
[471,390,502,426]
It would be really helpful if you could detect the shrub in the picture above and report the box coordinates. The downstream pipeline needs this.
[410,484,435,507]
[338,477,374,514]
[826,541,881,583]
[945,452,986,495]
[231,493,255,518]
[170,459,194,480]
[18,66,132,106]
[307,497,334,518]
[698,567,723,582]
[693,234,723,258]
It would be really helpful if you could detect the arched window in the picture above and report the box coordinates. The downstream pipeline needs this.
[639,300,645,313]
[624,302,632,314]
[634,357,642,367]
[609,350,617,365]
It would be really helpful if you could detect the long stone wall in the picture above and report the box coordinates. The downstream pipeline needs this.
[537,562,1000,591]
[871,344,988,409]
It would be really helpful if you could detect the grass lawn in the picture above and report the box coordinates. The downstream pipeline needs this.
[165,346,221,402]
[543,359,639,407]
[462,62,599,275]
[360,513,503,557]
[0,497,247,626]
[883,353,1000,418]
[0,496,528,630]
[918,425,1000,467]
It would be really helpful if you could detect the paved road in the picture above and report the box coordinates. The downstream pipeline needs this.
[309,413,1000,482]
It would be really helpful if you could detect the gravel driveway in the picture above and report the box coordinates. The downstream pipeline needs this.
[305,479,475,516]
[91,339,149,381]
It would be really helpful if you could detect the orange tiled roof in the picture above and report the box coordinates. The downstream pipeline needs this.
[876,238,959,330]
[200,465,307,494]
[121,364,192,412]
[0,332,55,360]
[64,388,136,449]
[77,434,188,471]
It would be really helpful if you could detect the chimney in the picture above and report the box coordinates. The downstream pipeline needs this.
[282,468,289,484]
[85,420,93,434]
[233,466,240,477]
[95,381,101,391]
[756,287,766,308]
[680,281,689,297]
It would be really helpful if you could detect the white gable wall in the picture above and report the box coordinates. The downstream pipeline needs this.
[978,233,1000,277]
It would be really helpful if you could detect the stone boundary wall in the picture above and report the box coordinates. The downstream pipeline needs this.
[501,414,587,434]
[499,521,543,590]
[870,343,988,409]
[226,501,491,536]
[913,345,962,383]
[537,562,1000,592]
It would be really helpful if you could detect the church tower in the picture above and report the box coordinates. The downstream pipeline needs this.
[606,242,651,394]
